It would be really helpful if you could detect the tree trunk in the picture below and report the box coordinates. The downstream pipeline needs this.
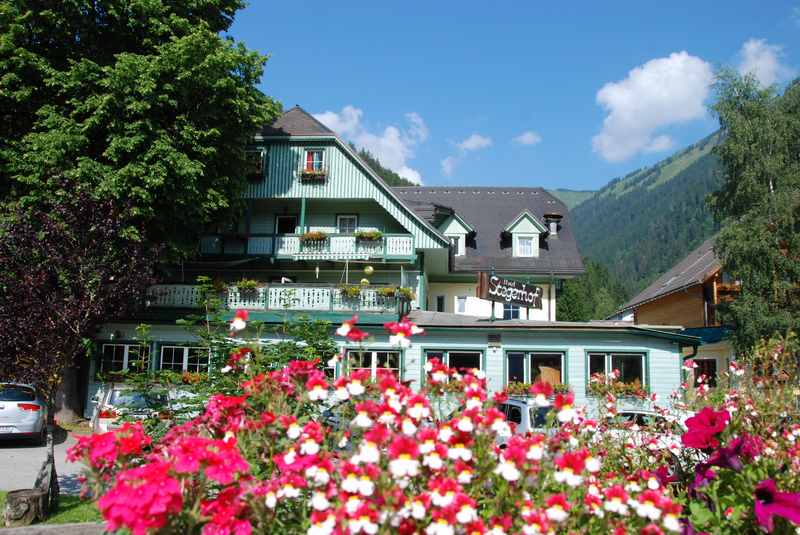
[3,489,47,527]
[54,365,83,424]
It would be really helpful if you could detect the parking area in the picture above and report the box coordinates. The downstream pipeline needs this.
[0,433,83,494]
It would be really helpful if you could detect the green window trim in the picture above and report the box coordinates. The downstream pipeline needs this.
[501,348,570,387]
[583,350,651,395]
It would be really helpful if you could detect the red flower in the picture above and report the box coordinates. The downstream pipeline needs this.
[754,479,800,532]
[681,407,730,449]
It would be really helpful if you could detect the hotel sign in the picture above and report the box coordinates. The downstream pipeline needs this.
[477,272,543,310]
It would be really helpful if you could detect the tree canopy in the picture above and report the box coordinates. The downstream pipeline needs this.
[556,260,629,321]
[709,72,800,354]
[0,0,280,252]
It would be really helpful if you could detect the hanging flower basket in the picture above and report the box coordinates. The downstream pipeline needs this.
[355,230,383,242]
[300,168,327,182]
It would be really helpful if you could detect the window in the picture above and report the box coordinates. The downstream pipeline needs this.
[695,359,718,387]
[276,215,297,234]
[503,304,520,320]
[505,351,564,385]
[100,344,151,373]
[424,350,482,374]
[435,295,446,313]
[531,353,563,385]
[507,352,525,383]
[160,346,209,374]
[245,149,265,182]
[516,235,535,257]
[588,352,646,389]
[304,149,324,171]
[337,215,358,234]
[346,350,401,380]
[456,296,467,314]
[447,235,465,256]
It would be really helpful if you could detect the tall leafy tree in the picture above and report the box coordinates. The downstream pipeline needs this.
[0,183,155,418]
[557,260,629,321]
[709,71,800,354]
[0,0,280,251]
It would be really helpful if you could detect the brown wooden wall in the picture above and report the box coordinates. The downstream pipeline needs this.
[634,285,707,328]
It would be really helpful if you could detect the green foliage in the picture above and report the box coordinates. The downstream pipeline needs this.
[350,143,416,186]
[557,260,629,320]
[235,278,259,292]
[300,230,327,242]
[339,284,362,299]
[546,189,596,210]
[354,229,383,241]
[709,72,800,354]
[572,133,722,294]
[0,1,280,253]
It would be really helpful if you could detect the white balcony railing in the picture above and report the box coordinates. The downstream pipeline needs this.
[147,284,401,313]
[200,233,414,260]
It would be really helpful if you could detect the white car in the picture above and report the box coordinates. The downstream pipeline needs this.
[496,396,555,445]
[91,385,167,433]
[0,383,48,445]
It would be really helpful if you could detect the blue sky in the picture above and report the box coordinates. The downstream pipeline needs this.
[229,1,799,190]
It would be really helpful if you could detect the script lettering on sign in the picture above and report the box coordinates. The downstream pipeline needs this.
[477,272,543,309]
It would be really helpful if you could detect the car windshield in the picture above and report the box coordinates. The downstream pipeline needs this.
[109,390,165,409]
[0,385,36,401]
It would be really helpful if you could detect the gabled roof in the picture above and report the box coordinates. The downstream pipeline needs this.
[393,187,584,276]
[504,210,548,233]
[260,106,335,137]
[619,236,720,312]
[442,212,475,234]
[256,107,449,248]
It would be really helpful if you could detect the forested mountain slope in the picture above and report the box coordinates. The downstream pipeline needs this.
[571,132,722,295]
[548,189,596,210]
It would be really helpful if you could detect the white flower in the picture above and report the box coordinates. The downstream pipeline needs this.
[438,426,453,442]
[335,386,350,401]
[310,491,330,511]
[389,457,420,479]
[280,484,300,499]
[425,519,454,535]
[357,441,380,464]
[457,416,474,433]
[287,424,301,440]
[491,420,512,438]
[423,452,444,470]
[431,491,455,508]
[635,501,661,521]
[230,317,246,331]
[283,448,297,465]
[557,407,575,423]
[220,365,233,374]
[401,418,417,435]
[389,334,412,348]
[300,439,320,456]
[494,459,520,481]
[348,381,366,396]
[527,444,544,461]
[554,470,583,487]
[353,412,373,428]
[604,499,628,516]
[265,491,277,509]
[586,456,601,473]
[358,477,375,496]
[457,468,473,484]
[342,474,360,493]
[546,505,568,523]
[411,500,426,519]
[408,403,430,420]
[447,445,472,462]
[306,466,330,486]
[456,504,478,524]
[309,386,328,401]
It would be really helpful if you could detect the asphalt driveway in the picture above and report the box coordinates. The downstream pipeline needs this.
[0,432,84,494]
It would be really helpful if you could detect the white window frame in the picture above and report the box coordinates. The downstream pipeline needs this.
[160,346,210,374]
[446,234,465,256]
[303,148,325,171]
[455,296,467,314]
[503,303,520,320]
[346,350,401,380]
[588,352,646,389]
[100,343,151,373]
[337,214,358,234]
[424,350,483,373]
[514,234,537,257]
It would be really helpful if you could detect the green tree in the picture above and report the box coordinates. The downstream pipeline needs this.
[557,260,629,321]
[709,71,800,354]
[0,0,280,252]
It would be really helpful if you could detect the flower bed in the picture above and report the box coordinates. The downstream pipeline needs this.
[68,323,800,534]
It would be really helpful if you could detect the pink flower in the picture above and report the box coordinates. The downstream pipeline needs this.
[388,436,420,478]
[681,407,730,449]
[530,381,554,407]
[98,462,183,535]
[545,493,571,523]
[754,479,800,532]
[337,315,369,342]
[554,391,575,423]
[384,316,424,348]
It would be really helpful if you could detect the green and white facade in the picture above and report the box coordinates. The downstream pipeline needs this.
[86,107,699,417]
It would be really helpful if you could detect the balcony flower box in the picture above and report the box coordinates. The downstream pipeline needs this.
[299,168,327,182]
[299,231,328,244]
[355,230,383,242]
[235,278,261,299]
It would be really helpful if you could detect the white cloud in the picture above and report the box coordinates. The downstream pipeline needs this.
[440,156,457,177]
[513,131,542,146]
[644,135,674,153]
[592,51,714,162]
[738,38,794,87]
[457,133,493,151]
[313,106,427,184]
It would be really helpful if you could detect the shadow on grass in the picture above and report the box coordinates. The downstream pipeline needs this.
[46,494,102,524]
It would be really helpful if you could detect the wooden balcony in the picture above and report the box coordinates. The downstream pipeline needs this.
[146,283,402,314]
[200,233,415,261]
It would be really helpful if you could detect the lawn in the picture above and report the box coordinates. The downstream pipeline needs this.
[0,490,102,525]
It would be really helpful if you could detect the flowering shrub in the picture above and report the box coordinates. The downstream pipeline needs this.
[69,320,800,534]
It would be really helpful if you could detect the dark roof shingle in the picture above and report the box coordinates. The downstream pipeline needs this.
[620,236,720,312]
[393,187,584,276]
[261,106,335,137]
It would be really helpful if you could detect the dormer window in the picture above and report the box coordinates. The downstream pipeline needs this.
[438,213,473,258]
[505,210,547,258]
[516,235,536,257]
[447,235,465,256]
